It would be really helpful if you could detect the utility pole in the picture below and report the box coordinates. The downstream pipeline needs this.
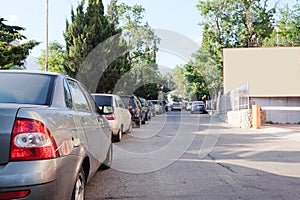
[45,0,49,71]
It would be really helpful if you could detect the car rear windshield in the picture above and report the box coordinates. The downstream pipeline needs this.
[93,95,112,106]
[0,73,54,105]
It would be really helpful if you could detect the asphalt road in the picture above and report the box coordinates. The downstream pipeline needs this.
[86,110,300,200]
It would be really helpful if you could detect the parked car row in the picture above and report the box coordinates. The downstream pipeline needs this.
[91,94,168,144]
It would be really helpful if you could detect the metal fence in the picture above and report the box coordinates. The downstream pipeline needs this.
[218,83,250,115]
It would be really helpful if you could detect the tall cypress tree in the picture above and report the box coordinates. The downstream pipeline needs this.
[64,0,130,93]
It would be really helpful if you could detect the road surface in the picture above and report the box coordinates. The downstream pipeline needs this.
[86,110,300,200]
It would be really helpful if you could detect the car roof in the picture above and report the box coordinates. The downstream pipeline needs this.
[0,70,61,76]
[192,101,204,104]
[91,93,117,97]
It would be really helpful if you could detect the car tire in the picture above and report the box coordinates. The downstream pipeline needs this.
[99,143,113,170]
[112,129,121,143]
[127,122,133,134]
[72,167,86,200]
[135,118,141,128]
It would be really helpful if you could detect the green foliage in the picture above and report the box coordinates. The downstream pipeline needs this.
[64,0,130,93]
[171,66,190,99]
[183,62,209,101]
[0,17,40,69]
[182,48,222,101]
[114,3,161,96]
[263,1,300,46]
[37,41,65,73]
[197,0,275,71]
[134,83,159,99]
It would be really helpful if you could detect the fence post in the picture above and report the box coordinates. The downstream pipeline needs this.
[252,104,261,129]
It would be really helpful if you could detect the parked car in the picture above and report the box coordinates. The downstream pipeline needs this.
[139,97,152,121]
[147,100,156,117]
[149,100,163,114]
[91,93,132,142]
[171,102,182,111]
[191,101,207,114]
[186,102,192,111]
[120,95,145,127]
[0,70,112,199]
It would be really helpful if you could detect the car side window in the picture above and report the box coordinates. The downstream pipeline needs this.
[116,97,125,109]
[79,84,99,113]
[67,79,91,112]
[114,98,119,108]
[63,79,73,109]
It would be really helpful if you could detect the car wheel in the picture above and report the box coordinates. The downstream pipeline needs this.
[127,122,133,133]
[72,167,86,200]
[141,121,145,124]
[135,119,141,128]
[112,129,121,143]
[99,143,112,170]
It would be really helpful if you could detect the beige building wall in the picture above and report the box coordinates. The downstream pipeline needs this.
[223,47,300,96]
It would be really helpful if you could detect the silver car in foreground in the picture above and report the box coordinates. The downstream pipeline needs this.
[0,71,112,200]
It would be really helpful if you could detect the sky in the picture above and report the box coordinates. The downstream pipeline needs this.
[0,0,296,70]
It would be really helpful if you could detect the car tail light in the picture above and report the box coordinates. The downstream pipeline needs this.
[10,118,59,161]
[105,114,116,120]
[0,190,30,199]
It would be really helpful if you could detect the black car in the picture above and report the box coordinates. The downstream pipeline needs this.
[120,95,145,127]
[139,97,152,121]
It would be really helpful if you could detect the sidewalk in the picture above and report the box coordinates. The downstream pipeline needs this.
[207,116,300,177]
[264,123,300,133]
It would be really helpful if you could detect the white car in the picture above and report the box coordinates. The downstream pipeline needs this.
[92,94,133,142]
[186,102,192,111]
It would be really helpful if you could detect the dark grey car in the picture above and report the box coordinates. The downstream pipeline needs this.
[0,71,112,200]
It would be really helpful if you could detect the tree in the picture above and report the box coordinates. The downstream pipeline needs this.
[0,17,39,69]
[115,3,161,96]
[183,61,209,101]
[197,0,275,70]
[263,1,300,46]
[37,41,65,73]
[64,0,130,93]
[171,66,190,99]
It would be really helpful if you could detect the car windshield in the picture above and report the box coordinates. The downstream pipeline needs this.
[93,95,112,106]
[0,73,53,105]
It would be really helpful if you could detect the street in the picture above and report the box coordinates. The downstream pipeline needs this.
[86,110,300,200]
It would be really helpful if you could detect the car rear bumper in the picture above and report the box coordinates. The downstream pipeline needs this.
[107,120,119,135]
[0,156,79,199]
[191,109,206,113]
[0,180,56,200]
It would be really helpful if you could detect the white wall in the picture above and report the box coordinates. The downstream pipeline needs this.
[251,97,300,124]
[223,47,300,97]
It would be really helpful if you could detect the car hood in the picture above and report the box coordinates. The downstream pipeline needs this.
[0,103,47,164]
